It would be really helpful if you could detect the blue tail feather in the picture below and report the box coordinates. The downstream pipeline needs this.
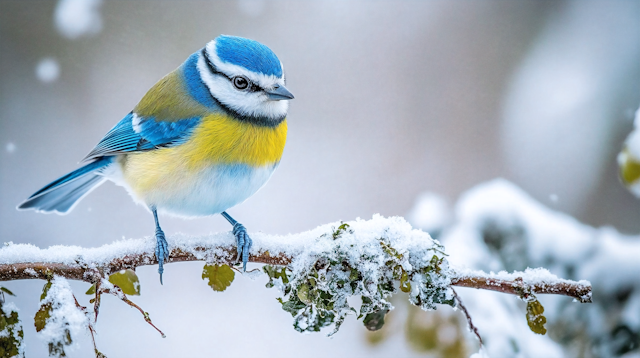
[18,157,113,214]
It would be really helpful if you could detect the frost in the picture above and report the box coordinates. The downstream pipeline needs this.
[37,277,89,356]
[469,347,489,358]
[0,300,23,357]
[54,0,103,39]
[35,58,60,83]
[263,216,452,335]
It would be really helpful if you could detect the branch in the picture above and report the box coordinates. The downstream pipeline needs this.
[452,288,483,346]
[0,238,591,303]
[450,272,592,303]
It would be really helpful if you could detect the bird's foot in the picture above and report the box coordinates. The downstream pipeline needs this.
[155,227,170,284]
[232,223,252,271]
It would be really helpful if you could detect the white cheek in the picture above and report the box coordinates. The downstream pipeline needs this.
[198,55,288,120]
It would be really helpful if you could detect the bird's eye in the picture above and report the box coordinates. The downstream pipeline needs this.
[232,76,249,90]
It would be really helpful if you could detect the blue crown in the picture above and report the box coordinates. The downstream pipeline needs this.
[215,35,283,78]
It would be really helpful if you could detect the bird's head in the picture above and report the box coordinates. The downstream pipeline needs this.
[198,35,293,125]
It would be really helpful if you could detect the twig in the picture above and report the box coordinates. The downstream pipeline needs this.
[94,279,101,323]
[99,286,165,338]
[72,294,104,358]
[452,288,483,346]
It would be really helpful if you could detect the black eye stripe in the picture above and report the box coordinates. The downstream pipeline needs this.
[202,48,224,78]
[202,49,265,92]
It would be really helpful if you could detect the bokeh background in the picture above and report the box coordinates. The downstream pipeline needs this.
[1,1,639,357]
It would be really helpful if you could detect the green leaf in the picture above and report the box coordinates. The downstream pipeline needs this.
[48,329,72,357]
[293,307,335,332]
[0,287,15,296]
[34,303,52,332]
[620,148,640,185]
[278,267,289,284]
[40,281,52,301]
[85,284,96,295]
[263,265,277,279]
[526,299,547,335]
[379,241,402,260]
[0,303,23,358]
[363,309,389,331]
[400,270,411,293]
[297,284,311,304]
[108,269,141,296]
[349,268,359,281]
[202,264,235,292]
[332,222,352,240]
[281,299,306,317]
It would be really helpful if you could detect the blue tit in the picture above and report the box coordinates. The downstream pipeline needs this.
[18,35,294,283]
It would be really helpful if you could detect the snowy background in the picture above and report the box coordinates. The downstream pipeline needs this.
[1,1,640,357]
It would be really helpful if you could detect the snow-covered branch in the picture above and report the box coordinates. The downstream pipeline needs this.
[0,215,592,357]
[0,240,591,303]
[0,216,591,304]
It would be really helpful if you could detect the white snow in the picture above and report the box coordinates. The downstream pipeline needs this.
[0,215,440,272]
[407,192,451,234]
[54,0,103,39]
[38,276,89,352]
[453,267,590,292]
[0,301,23,357]
[35,58,60,83]
[619,105,640,197]
[413,178,640,357]
[1,215,451,336]
[624,108,640,161]
[625,129,640,160]
[469,347,490,358]
[279,215,451,333]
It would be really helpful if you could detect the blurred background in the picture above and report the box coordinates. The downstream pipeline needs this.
[1,0,639,357]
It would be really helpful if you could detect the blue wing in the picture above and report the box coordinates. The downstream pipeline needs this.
[83,112,200,161]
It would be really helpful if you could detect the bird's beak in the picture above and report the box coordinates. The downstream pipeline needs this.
[266,84,294,101]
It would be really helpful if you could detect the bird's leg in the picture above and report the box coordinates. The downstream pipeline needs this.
[152,208,170,284]
[221,211,252,271]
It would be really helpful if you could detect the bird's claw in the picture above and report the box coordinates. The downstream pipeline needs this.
[232,223,252,271]
[155,227,169,284]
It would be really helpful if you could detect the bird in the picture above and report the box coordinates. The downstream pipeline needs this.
[17,35,294,283]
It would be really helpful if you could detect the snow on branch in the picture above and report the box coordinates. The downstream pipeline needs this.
[0,216,591,357]
[0,217,590,303]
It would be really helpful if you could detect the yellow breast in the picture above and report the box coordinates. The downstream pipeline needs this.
[184,113,288,168]
[119,114,287,196]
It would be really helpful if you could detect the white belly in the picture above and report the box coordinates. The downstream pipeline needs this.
[105,162,277,217]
